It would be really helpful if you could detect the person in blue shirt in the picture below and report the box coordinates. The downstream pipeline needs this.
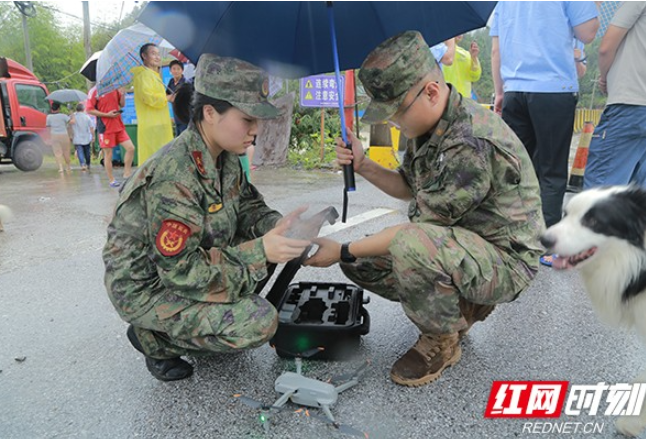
[490,1,599,267]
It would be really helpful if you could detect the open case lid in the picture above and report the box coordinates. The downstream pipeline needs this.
[263,206,339,309]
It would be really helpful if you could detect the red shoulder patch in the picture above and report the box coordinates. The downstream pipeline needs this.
[192,151,206,175]
[155,220,191,257]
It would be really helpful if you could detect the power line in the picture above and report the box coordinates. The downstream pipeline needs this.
[38,3,120,31]
[41,70,81,86]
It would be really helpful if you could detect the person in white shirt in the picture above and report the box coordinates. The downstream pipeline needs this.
[70,103,95,171]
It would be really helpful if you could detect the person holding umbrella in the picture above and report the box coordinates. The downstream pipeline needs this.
[103,54,311,381]
[131,43,174,164]
[306,31,544,387]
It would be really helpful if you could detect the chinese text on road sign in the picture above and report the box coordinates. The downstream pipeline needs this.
[300,74,344,108]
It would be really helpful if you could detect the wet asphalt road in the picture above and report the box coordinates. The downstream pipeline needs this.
[0,160,643,439]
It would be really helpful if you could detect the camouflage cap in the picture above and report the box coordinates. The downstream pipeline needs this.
[359,31,435,124]
[194,54,281,119]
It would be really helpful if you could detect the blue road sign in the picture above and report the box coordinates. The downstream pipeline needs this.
[299,74,344,108]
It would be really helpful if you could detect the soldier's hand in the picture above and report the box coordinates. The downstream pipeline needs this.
[304,237,342,267]
[263,214,311,264]
[335,127,365,173]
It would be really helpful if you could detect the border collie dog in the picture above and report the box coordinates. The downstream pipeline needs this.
[541,185,646,437]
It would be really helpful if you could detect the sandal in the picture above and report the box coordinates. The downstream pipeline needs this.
[539,254,554,267]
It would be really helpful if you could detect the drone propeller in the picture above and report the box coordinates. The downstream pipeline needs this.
[303,411,369,438]
[233,394,291,434]
[233,394,289,414]
[234,394,270,410]
[330,360,370,383]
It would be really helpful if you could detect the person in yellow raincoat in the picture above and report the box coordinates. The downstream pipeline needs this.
[131,43,174,164]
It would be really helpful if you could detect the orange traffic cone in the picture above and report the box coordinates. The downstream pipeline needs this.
[567,121,595,192]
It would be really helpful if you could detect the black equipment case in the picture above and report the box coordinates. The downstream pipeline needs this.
[262,207,371,360]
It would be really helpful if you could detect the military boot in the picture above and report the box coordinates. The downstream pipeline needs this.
[127,325,194,382]
[390,332,461,387]
[458,297,496,339]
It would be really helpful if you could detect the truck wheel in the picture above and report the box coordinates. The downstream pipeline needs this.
[13,139,44,171]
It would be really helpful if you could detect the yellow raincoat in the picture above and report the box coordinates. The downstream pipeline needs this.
[131,66,174,164]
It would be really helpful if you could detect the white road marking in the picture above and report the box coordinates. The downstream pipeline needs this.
[320,208,397,236]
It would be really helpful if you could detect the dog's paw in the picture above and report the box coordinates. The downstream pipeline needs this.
[616,415,646,438]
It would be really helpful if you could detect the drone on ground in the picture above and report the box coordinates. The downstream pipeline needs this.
[234,347,369,437]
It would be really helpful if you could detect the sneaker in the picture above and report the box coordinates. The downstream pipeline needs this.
[390,332,461,387]
[109,180,120,188]
[126,325,193,382]
[458,297,496,339]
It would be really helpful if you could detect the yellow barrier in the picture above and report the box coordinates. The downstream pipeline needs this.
[368,123,401,170]
[390,126,400,152]
[369,145,400,169]
[573,109,602,134]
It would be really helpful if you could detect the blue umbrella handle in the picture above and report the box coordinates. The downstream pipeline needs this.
[327,1,356,198]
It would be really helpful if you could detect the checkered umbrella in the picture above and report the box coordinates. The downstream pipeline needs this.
[96,23,174,96]
[597,1,621,38]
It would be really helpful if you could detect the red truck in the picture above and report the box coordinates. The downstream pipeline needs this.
[0,57,49,171]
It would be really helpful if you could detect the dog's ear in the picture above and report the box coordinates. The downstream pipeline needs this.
[615,187,646,249]
[583,187,646,249]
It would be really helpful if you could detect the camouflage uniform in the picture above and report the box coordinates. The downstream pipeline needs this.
[343,32,545,337]
[103,55,282,359]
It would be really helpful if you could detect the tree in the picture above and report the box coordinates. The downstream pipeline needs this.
[0,2,146,92]
[0,3,86,90]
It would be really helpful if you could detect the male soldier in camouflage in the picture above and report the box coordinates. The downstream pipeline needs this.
[306,31,544,387]
[103,54,311,381]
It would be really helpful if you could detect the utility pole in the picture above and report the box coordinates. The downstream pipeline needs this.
[82,2,91,58]
[14,2,36,71]
[20,13,32,71]
[82,1,92,89]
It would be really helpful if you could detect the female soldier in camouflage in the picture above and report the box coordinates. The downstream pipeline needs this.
[103,54,311,381]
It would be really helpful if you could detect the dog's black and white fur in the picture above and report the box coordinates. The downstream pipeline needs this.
[541,185,646,437]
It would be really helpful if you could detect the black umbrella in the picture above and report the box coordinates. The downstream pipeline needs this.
[79,51,101,82]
